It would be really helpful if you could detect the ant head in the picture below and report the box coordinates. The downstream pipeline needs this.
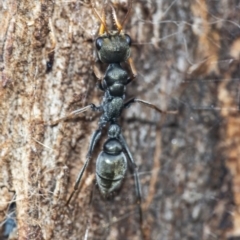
[96,33,131,63]
[93,1,132,63]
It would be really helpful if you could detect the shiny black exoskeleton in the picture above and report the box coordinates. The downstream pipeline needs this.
[66,26,142,203]
[96,63,132,126]
[96,124,127,195]
[66,1,171,210]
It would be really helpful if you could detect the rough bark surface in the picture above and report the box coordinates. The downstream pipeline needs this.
[0,0,239,240]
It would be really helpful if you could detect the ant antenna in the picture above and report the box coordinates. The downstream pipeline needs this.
[120,0,132,33]
[98,9,107,35]
[91,0,109,35]
[110,0,132,34]
[110,4,123,33]
[94,8,109,34]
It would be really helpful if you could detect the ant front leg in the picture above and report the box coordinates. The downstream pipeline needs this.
[127,57,137,79]
[66,128,102,205]
[124,98,178,115]
[126,74,136,85]
[93,61,104,81]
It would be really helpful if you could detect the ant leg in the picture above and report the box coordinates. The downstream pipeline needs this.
[46,104,102,126]
[126,75,136,85]
[124,98,178,114]
[66,129,102,205]
[93,59,104,81]
[118,133,142,223]
[127,57,137,79]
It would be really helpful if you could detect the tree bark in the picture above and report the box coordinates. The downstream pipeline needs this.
[0,0,239,239]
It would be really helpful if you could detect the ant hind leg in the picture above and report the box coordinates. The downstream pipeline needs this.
[66,128,102,205]
[118,133,142,222]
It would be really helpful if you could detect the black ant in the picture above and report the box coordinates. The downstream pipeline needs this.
[49,0,176,222]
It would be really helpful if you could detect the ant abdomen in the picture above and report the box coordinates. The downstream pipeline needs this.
[96,138,127,196]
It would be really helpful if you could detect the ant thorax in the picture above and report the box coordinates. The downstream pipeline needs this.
[102,63,128,97]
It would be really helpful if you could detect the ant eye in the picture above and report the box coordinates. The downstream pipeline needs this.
[125,34,131,46]
[96,37,103,50]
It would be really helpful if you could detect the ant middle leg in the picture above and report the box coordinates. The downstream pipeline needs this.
[45,104,103,126]
[124,98,178,115]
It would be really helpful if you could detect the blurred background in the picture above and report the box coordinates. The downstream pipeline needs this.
[0,0,239,239]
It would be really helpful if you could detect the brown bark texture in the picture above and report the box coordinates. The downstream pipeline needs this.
[0,0,239,239]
